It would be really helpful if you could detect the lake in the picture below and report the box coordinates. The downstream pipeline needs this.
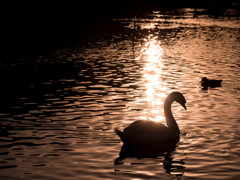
[0,8,240,179]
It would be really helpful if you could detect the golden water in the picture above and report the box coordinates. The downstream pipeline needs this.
[0,9,240,179]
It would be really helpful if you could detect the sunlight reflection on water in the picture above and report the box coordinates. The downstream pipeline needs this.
[137,36,167,122]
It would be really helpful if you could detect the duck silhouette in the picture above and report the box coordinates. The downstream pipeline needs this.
[201,77,222,89]
[115,92,187,146]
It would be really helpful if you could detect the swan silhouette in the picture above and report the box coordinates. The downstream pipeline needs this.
[115,92,187,145]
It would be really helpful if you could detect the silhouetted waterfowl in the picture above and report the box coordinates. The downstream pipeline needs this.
[201,77,222,89]
[115,92,187,145]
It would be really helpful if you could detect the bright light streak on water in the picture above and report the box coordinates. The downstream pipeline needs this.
[137,36,167,122]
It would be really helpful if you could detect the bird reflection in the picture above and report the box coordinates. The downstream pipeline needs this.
[114,139,185,176]
[114,138,178,162]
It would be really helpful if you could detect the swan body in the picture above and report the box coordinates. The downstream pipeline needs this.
[201,77,222,88]
[115,92,187,145]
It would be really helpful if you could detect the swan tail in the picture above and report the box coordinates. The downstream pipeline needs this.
[115,128,132,144]
[114,128,124,140]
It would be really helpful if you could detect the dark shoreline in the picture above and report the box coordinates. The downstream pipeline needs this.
[2,1,239,59]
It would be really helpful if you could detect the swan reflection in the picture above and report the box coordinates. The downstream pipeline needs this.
[114,143,185,177]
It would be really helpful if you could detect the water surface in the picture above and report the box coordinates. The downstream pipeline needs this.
[0,9,240,179]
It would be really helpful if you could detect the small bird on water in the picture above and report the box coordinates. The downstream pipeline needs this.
[200,77,222,89]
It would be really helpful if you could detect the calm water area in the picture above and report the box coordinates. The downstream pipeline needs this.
[0,9,240,179]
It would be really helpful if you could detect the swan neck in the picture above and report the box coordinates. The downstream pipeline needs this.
[164,97,180,134]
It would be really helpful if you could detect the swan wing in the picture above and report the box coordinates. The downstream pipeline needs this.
[120,120,174,144]
[115,120,180,144]
[123,120,169,135]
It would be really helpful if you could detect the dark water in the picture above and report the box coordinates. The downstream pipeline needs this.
[1,9,240,179]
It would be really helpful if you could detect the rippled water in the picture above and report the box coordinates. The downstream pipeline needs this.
[1,9,240,179]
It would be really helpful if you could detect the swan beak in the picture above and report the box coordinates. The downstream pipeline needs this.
[182,104,187,110]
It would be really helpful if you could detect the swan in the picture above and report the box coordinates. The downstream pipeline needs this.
[115,92,187,145]
[201,77,222,88]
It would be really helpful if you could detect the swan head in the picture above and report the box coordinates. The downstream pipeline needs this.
[169,92,187,110]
